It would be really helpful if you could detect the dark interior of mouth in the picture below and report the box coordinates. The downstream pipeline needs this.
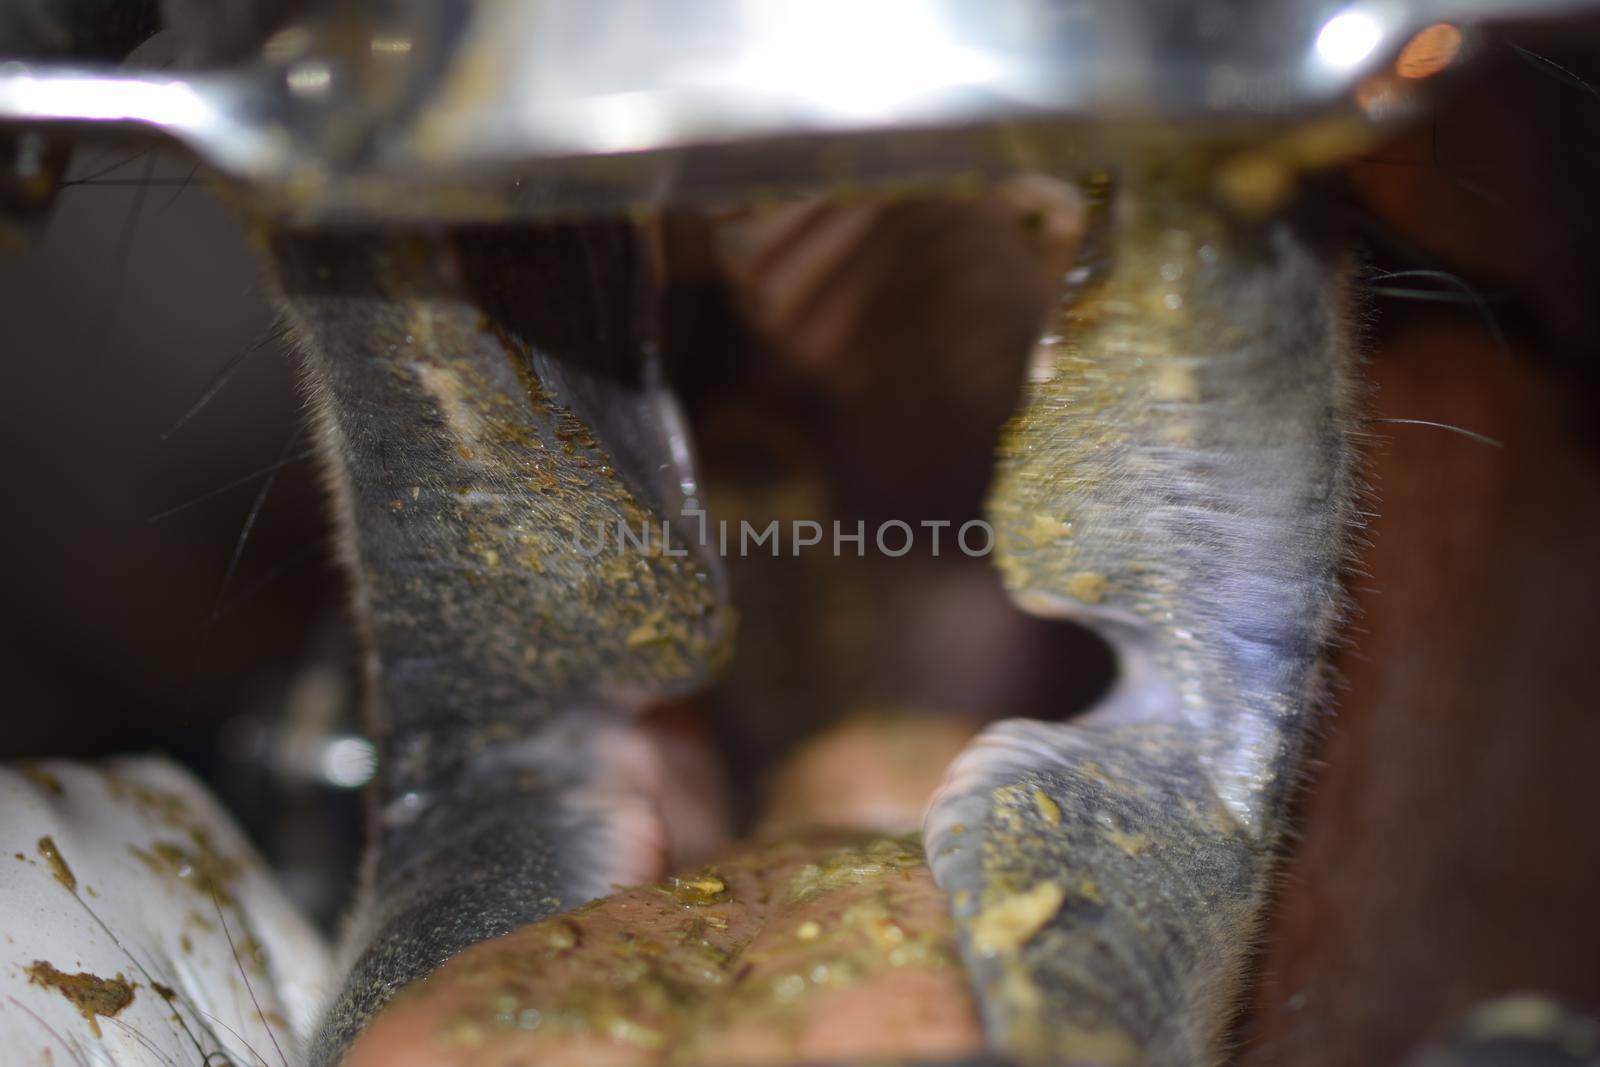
[451,203,1118,849]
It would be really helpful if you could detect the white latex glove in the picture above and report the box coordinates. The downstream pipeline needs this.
[0,757,332,1066]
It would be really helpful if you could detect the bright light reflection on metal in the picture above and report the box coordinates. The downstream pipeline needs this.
[0,68,214,129]
[722,0,1001,120]
[1315,10,1385,71]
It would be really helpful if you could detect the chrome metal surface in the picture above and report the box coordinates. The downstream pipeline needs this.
[0,0,1594,220]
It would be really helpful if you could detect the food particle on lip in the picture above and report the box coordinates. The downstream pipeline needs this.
[667,872,730,907]
[969,881,1066,957]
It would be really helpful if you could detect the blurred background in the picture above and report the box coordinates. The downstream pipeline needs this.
[0,140,362,926]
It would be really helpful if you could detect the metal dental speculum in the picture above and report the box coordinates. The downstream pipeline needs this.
[1,0,1588,222]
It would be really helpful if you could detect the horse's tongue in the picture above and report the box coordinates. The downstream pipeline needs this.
[343,830,982,1067]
